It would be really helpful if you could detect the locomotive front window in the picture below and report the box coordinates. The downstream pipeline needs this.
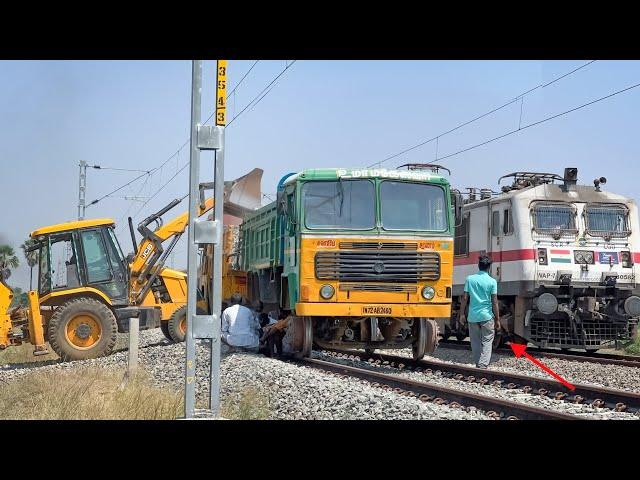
[585,204,630,238]
[303,180,375,230]
[531,203,578,236]
[380,181,448,232]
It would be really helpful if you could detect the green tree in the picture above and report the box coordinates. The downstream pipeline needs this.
[20,239,39,290]
[0,245,19,281]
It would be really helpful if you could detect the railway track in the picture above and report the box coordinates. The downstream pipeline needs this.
[440,340,640,368]
[293,357,578,420]
[317,348,640,415]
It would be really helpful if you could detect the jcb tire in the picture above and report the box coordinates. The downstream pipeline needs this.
[160,321,172,341]
[167,305,206,343]
[47,297,117,361]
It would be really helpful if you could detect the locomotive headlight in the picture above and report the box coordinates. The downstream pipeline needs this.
[574,250,594,264]
[536,292,558,315]
[421,286,435,300]
[319,284,335,299]
[621,251,633,268]
[537,248,548,265]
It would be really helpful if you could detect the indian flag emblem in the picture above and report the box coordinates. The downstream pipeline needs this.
[549,249,572,263]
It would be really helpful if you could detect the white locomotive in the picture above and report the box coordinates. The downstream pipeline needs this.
[441,167,640,351]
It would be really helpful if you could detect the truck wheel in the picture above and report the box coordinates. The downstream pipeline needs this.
[412,318,439,360]
[48,297,117,361]
[167,305,206,343]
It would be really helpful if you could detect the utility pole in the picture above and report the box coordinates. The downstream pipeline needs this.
[184,59,226,419]
[77,160,88,220]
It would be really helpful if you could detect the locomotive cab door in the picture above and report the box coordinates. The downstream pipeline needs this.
[489,201,513,282]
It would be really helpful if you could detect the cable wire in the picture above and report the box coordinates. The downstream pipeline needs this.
[436,80,640,163]
[203,60,260,125]
[369,60,597,168]
[227,60,297,127]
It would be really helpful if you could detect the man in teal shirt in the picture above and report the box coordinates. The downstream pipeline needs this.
[459,255,502,369]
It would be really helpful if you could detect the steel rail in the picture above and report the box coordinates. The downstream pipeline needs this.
[320,348,640,414]
[294,357,578,420]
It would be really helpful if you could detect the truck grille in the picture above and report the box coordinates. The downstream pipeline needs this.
[339,241,417,250]
[315,251,440,282]
[339,284,417,293]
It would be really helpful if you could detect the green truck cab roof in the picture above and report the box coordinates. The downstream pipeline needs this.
[285,167,450,185]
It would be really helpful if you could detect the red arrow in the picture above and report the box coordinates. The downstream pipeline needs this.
[509,343,576,391]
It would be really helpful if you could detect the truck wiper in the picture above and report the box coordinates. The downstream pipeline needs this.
[337,179,344,216]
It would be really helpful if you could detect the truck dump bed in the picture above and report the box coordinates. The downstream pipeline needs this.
[239,201,283,272]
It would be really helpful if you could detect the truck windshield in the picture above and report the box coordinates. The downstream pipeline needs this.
[303,180,375,230]
[585,204,630,238]
[380,181,448,231]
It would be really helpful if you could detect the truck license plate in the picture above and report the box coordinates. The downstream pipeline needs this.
[361,306,392,315]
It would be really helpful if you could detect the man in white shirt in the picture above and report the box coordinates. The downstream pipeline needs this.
[221,294,260,353]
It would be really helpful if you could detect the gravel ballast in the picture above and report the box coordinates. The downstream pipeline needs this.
[2,329,637,420]
[0,330,479,420]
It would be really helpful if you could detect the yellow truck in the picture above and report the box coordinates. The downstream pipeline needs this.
[237,165,462,359]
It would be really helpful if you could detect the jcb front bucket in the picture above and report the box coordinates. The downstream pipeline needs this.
[223,168,263,217]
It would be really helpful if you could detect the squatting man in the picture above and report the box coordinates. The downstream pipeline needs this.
[458,255,502,369]
[220,293,288,357]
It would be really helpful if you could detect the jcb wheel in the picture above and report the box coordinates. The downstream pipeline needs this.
[160,321,172,341]
[167,305,206,343]
[47,297,117,361]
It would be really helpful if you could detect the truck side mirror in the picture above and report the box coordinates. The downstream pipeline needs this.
[276,190,287,216]
[452,190,464,227]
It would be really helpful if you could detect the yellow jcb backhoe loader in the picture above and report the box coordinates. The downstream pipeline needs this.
[0,168,262,361]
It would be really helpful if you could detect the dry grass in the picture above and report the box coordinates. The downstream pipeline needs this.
[220,386,270,420]
[0,342,59,365]
[0,367,182,420]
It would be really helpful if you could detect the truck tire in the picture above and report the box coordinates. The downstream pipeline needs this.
[167,305,207,343]
[47,297,118,361]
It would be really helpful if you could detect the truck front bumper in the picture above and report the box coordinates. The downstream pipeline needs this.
[294,302,451,318]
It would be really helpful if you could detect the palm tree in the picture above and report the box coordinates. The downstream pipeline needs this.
[0,244,19,281]
[20,239,39,290]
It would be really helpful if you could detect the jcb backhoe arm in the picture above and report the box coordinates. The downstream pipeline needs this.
[128,167,264,305]
[129,197,214,304]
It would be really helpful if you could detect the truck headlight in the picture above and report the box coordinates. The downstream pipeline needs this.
[536,292,558,315]
[621,251,633,268]
[421,286,435,300]
[320,284,335,299]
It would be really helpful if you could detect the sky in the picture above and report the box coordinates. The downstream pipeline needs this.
[1,59,640,290]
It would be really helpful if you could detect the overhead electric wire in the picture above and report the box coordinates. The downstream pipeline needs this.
[89,165,151,173]
[105,60,294,227]
[368,60,597,168]
[129,161,191,221]
[435,80,640,163]
[203,60,260,125]
[128,60,298,220]
[227,60,297,127]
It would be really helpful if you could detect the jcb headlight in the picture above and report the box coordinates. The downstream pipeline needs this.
[320,284,335,299]
[421,286,435,300]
